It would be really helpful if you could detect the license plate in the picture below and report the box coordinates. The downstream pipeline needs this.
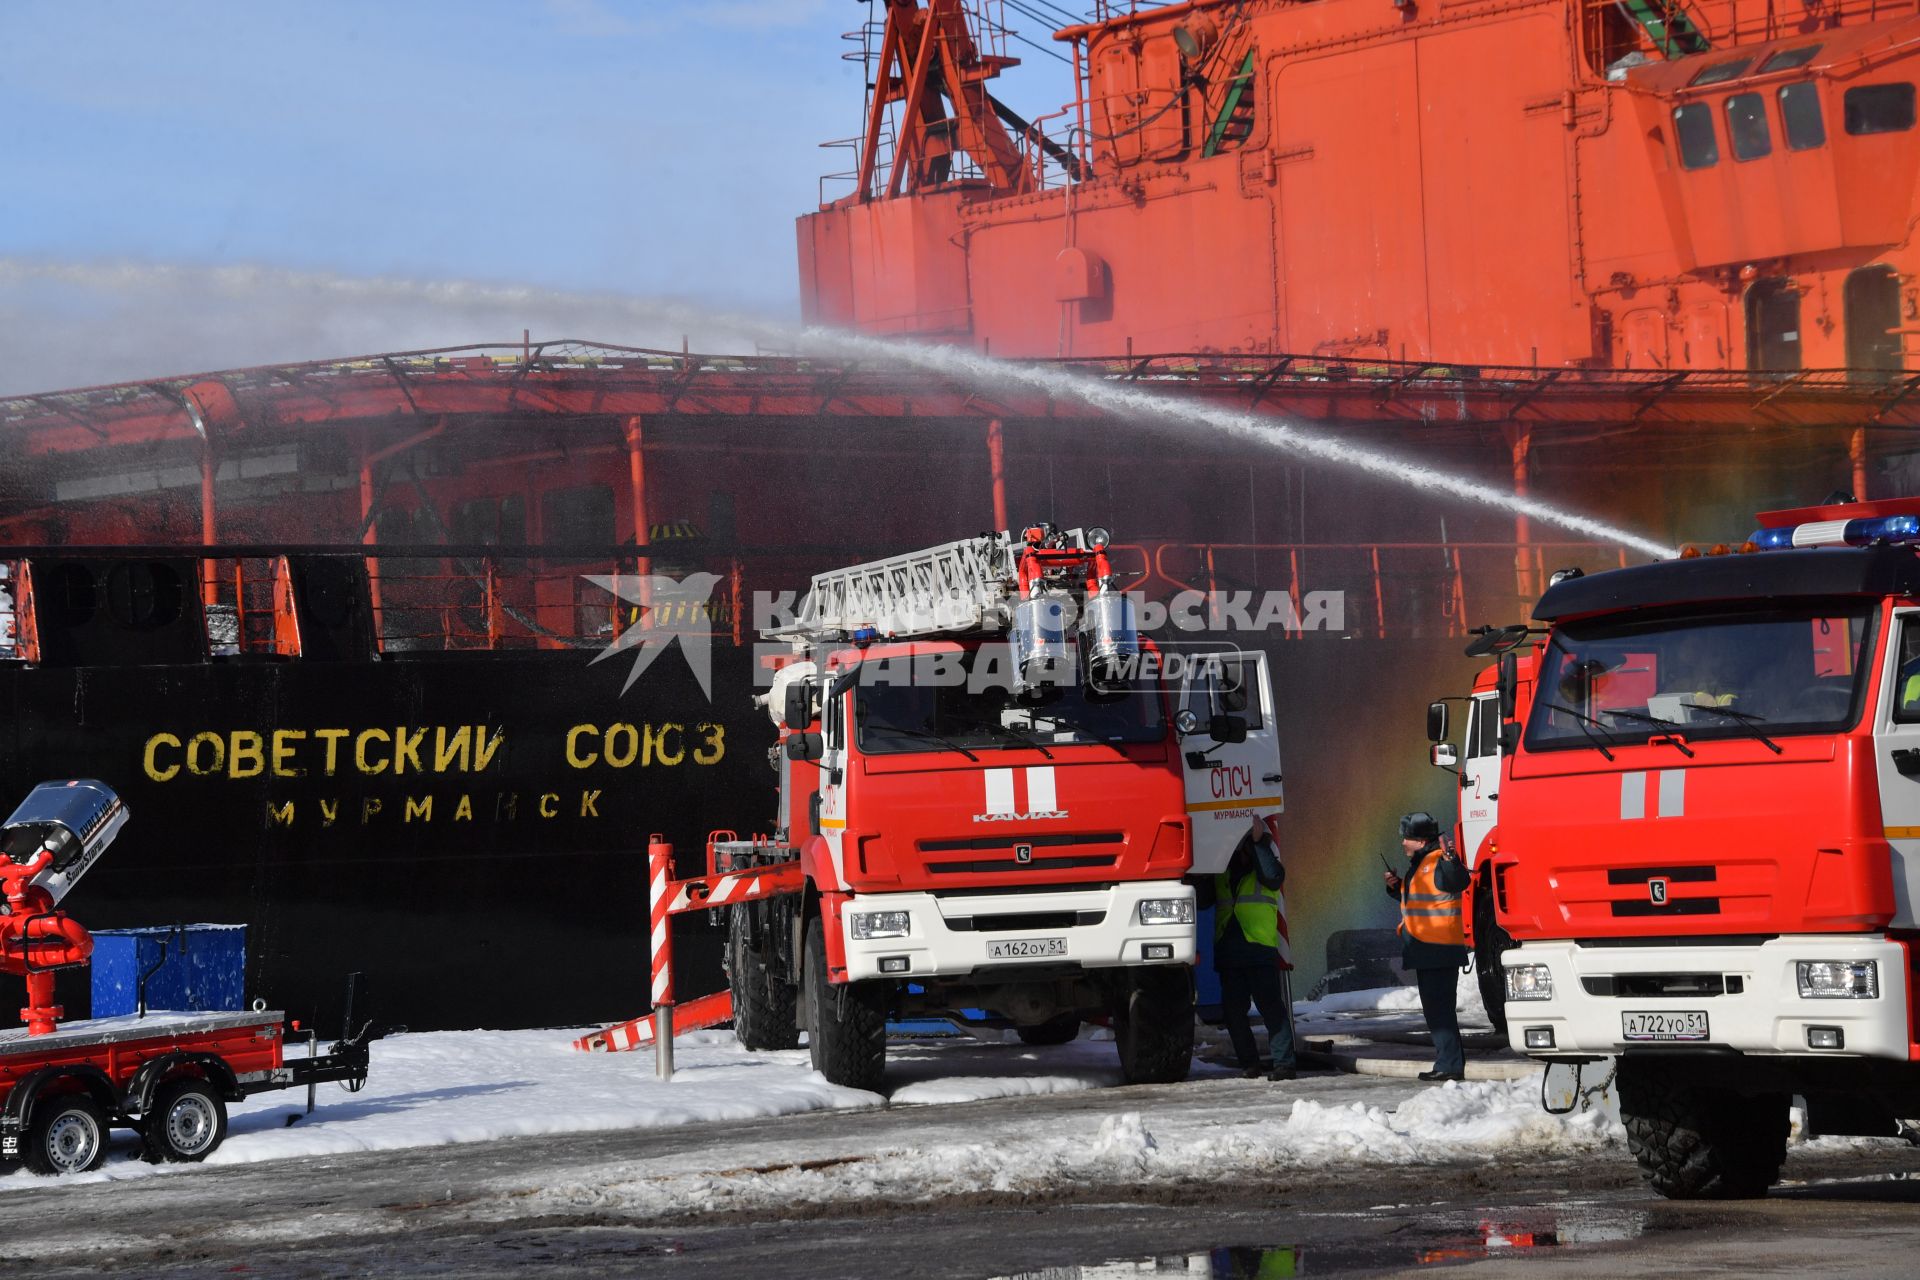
[1621,1010,1709,1042]
[987,937,1068,960]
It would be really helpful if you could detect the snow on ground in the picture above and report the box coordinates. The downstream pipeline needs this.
[1295,980,1491,1023]
[498,1076,1624,1223]
[0,1028,878,1193]
[0,1004,1609,1215]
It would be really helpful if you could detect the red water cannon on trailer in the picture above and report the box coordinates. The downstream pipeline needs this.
[0,780,123,1035]
[1480,494,1920,1199]
[0,780,391,1176]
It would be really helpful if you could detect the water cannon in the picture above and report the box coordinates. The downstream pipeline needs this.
[1008,522,1139,695]
[1,779,127,907]
[1,780,126,1034]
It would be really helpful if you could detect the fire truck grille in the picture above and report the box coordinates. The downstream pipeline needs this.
[1611,898,1721,917]
[920,832,1122,876]
[944,911,1107,932]
[925,854,1118,875]
[1581,973,1729,998]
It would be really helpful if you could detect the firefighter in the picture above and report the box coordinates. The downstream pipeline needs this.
[1383,811,1470,1082]
[1197,815,1296,1081]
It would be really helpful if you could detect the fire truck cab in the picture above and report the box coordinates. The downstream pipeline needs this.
[722,526,1283,1089]
[1490,498,1920,1198]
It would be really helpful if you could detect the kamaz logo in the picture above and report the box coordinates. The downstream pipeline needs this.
[1648,878,1670,906]
[973,810,1068,823]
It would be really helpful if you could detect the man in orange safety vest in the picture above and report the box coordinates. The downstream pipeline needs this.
[1383,811,1470,1082]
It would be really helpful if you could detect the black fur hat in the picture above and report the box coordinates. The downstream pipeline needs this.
[1399,811,1440,842]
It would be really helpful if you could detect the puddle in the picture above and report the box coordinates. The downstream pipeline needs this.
[993,1207,1649,1276]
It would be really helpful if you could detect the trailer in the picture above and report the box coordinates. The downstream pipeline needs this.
[0,779,385,1175]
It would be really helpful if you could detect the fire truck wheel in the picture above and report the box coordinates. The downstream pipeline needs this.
[1619,1062,1789,1199]
[1015,1014,1080,1046]
[23,1093,109,1176]
[729,907,800,1052]
[803,917,887,1091]
[1114,966,1194,1085]
[143,1079,229,1163]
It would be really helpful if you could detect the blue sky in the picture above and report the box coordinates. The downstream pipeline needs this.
[3,1,864,308]
[0,1,1080,390]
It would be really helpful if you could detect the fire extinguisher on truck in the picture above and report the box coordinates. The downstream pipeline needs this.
[1454,496,1920,1199]
[717,524,1285,1089]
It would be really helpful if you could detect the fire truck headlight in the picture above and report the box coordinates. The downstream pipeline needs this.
[1796,960,1879,999]
[1138,897,1194,926]
[849,910,912,941]
[1505,964,1554,1001]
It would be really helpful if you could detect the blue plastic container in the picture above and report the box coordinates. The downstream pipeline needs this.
[90,924,247,1017]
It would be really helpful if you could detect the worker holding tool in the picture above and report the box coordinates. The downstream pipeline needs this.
[1383,811,1471,1082]
[1197,815,1297,1081]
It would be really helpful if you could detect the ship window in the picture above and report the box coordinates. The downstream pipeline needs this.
[1725,93,1772,160]
[1674,103,1720,169]
[1759,45,1821,74]
[1780,83,1827,150]
[1845,84,1916,135]
[1690,58,1752,87]
[541,485,615,547]
[451,495,527,546]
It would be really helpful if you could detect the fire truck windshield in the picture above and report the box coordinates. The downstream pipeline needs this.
[1525,602,1880,751]
[852,649,1166,756]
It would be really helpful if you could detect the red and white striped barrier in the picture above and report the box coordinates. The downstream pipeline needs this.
[574,989,734,1053]
[576,833,806,1078]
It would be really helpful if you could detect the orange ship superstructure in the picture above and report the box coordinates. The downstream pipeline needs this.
[802,0,1920,373]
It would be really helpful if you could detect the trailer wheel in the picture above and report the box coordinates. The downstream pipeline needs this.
[728,906,800,1052]
[1015,1014,1080,1046]
[1113,966,1194,1085]
[142,1079,228,1163]
[1618,1060,1789,1199]
[802,917,886,1091]
[1471,882,1512,1039]
[23,1094,109,1176]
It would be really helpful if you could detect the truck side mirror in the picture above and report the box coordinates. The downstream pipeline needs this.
[784,732,824,762]
[1430,742,1458,769]
[1497,652,1518,723]
[783,681,814,730]
[1426,701,1449,743]
[1208,714,1248,745]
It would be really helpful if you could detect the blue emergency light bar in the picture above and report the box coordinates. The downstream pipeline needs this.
[1747,514,1920,550]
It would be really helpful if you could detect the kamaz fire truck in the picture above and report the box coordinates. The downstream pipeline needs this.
[1480,497,1920,1198]
[718,525,1283,1089]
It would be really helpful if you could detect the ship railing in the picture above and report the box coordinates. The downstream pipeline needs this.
[1110,539,1635,641]
[1585,0,1912,65]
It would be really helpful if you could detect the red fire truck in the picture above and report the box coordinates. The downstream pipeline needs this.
[1425,646,1537,1035]
[1483,497,1920,1198]
[1,780,383,1175]
[719,525,1283,1089]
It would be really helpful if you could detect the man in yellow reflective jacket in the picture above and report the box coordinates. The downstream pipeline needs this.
[1197,816,1296,1081]
[1383,811,1470,1082]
